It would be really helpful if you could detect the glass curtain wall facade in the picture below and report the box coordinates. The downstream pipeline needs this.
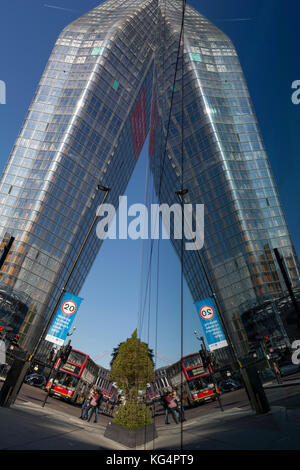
[0,0,299,357]
[149,1,300,356]
[0,0,157,352]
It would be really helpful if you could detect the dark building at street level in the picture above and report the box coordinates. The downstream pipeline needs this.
[0,0,299,359]
[0,286,30,334]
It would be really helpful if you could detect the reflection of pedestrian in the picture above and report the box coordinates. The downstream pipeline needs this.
[173,391,186,422]
[87,389,102,423]
[102,396,110,414]
[150,399,156,418]
[80,396,89,420]
[272,361,282,383]
[165,392,179,424]
[77,391,85,405]
[161,392,170,424]
[79,387,94,420]
[108,393,120,416]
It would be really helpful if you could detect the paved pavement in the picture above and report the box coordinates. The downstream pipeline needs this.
[1,373,300,450]
[144,405,300,450]
[0,400,127,450]
[1,395,300,450]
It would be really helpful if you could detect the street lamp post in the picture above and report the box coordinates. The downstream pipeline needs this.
[175,189,240,368]
[0,185,110,408]
[29,184,110,363]
[176,191,270,414]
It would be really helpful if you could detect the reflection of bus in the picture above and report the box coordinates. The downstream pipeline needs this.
[46,349,99,404]
[146,382,160,402]
[166,352,218,406]
[95,365,118,402]
[101,382,118,401]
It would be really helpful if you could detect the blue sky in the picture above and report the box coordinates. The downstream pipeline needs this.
[0,1,299,369]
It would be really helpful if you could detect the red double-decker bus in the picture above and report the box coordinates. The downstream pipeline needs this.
[46,349,100,404]
[166,352,218,406]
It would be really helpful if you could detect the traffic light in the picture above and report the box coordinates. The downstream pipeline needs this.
[0,326,9,338]
[8,335,20,351]
[47,348,57,363]
[59,342,72,364]
[249,343,257,359]
[210,352,217,369]
[199,348,210,367]
[0,326,13,339]
[264,336,273,353]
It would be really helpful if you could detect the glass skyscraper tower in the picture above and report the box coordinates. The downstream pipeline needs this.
[0,0,299,357]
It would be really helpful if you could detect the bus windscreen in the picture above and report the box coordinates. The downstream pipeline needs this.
[67,350,87,366]
[54,371,79,391]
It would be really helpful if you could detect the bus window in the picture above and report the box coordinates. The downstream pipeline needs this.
[189,377,213,393]
[54,371,79,391]
[67,350,86,366]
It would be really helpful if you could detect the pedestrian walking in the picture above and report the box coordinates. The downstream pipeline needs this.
[108,393,120,416]
[79,386,94,420]
[102,395,110,415]
[165,391,179,424]
[272,360,283,384]
[173,390,186,422]
[87,389,102,423]
[161,391,170,424]
[150,399,156,419]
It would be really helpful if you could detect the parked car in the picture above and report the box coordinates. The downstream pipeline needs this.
[278,362,300,377]
[24,373,46,388]
[218,379,242,393]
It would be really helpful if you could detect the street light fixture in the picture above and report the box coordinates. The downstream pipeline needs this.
[193,330,205,348]
[97,185,110,192]
[67,327,76,337]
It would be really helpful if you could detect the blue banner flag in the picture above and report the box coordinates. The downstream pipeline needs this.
[45,292,83,346]
[195,297,228,351]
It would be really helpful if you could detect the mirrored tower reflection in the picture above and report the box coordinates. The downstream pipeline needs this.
[0,0,298,360]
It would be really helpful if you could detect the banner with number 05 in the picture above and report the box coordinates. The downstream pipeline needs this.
[45,293,83,346]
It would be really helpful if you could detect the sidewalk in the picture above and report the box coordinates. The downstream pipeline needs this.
[0,399,300,450]
[143,405,300,450]
[264,379,300,389]
[0,400,127,450]
[263,373,300,389]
